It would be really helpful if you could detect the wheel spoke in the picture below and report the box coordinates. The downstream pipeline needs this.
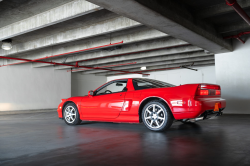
[153,104,156,112]
[66,107,70,113]
[145,117,151,120]
[150,120,154,127]
[155,120,160,127]
[67,117,70,122]
[158,117,164,120]
[157,109,163,114]
[146,109,152,114]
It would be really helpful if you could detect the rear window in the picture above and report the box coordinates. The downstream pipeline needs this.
[132,78,175,90]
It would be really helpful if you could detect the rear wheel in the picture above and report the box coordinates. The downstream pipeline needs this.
[63,103,81,125]
[142,100,173,131]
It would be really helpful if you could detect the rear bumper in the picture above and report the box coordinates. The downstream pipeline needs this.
[183,108,224,123]
[197,98,226,111]
[173,97,226,120]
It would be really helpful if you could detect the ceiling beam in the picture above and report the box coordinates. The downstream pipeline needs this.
[195,0,250,19]
[80,55,214,74]
[0,0,76,28]
[30,27,169,68]
[95,60,215,76]
[0,16,141,57]
[56,50,211,71]
[0,55,149,75]
[30,37,191,68]
[0,0,102,41]
[87,0,232,53]
[218,22,250,34]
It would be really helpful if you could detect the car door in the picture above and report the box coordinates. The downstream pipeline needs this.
[81,80,128,119]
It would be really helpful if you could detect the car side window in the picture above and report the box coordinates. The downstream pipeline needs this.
[133,79,158,90]
[132,78,175,90]
[96,80,128,95]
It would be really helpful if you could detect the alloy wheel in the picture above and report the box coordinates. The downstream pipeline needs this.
[144,104,166,129]
[64,106,77,124]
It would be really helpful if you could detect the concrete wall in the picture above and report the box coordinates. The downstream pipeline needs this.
[72,73,107,96]
[0,64,71,111]
[215,38,250,114]
[107,66,216,85]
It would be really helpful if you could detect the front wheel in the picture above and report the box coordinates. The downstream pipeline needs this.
[63,103,81,125]
[142,100,174,131]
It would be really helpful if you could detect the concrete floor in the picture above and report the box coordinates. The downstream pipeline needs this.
[0,112,249,166]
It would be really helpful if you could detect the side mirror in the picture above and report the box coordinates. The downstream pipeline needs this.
[88,90,94,96]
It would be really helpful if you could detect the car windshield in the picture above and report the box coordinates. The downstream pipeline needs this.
[133,78,175,90]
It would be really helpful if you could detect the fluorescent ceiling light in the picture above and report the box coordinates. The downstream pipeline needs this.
[141,66,147,70]
[2,39,12,50]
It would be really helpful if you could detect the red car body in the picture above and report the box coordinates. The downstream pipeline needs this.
[57,78,226,123]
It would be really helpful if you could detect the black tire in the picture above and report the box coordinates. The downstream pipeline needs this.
[63,103,81,125]
[142,100,174,131]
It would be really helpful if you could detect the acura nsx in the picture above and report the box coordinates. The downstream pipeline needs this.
[57,78,226,131]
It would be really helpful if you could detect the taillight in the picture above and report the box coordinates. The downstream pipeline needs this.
[200,90,209,95]
[196,84,221,96]
[215,90,221,95]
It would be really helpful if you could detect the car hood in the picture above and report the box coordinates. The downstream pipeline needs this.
[66,95,88,100]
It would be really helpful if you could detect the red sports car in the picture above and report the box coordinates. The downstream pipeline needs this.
[57,78,226,131]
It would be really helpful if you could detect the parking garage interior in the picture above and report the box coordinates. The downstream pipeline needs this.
[0,0,250,165]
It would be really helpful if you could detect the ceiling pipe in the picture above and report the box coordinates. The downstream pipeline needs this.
[3,41,124,67]
[224,31,250,43]
[225,0,250,25]
[57,44,191,71]
[225,0,250,43]
[2,43,191,72]
[113,63,212,76]
[0,56,149,76]
[67,62,137,72]
[31,43,191,69]
[114,67,181,75]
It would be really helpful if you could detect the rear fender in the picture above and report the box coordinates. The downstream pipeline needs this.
[138,96,173,122]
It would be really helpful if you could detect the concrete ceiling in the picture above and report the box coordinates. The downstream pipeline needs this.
[0,0,75,28]
[11,9,117,44]
[87,0,233,54]
[1,0,249,76]
[180,0,250,37]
